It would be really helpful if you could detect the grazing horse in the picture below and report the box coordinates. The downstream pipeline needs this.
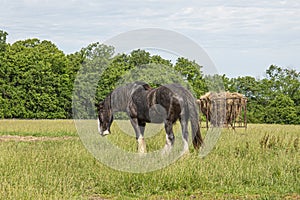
[96,81,203,153]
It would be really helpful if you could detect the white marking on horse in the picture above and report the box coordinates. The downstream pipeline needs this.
[97,118,102,134]
[162,134,172,155]
[103,130,110,136]
[137,137,146,153]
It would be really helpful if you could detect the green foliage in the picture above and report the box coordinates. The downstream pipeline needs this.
[226,66,300,124]
[95,50,204,102]
[174,57,206,97]
[118,63,191,89]
[73,42,114,118]
[264,94,299,124]
[266,65,300,105]
[0,39,71,118]
[0,30,8,52]
[203,74,224,92]
[95,52,132,102]
[0,30,299,124]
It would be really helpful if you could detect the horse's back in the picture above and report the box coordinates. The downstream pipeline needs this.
[111,81,151,112]
[163,84,198,119]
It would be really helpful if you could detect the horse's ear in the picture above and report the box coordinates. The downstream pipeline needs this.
[95,101,104,109]
[142,84,152,90]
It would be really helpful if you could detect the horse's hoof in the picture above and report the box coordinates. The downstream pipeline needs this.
[102,130,110,136]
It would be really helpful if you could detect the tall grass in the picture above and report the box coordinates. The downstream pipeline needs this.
[0,120,299,199]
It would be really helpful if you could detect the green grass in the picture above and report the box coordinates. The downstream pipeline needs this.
[0,120,299,199]
[0,119,77,137]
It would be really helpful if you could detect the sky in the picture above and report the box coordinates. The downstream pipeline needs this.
[1,0,300,78]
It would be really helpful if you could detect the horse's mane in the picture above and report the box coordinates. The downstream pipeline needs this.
[101,81,151,112]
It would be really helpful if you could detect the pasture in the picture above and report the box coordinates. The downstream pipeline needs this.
[0,120,299,199]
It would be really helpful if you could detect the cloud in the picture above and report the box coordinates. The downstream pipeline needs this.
[160,2,300,50]
[1,0,299,77]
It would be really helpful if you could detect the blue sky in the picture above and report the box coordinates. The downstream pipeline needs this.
[1,0,300,77]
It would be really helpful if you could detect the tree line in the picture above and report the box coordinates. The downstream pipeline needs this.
[0,30,299,124]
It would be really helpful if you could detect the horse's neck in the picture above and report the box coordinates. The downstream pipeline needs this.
[110,86,130,112]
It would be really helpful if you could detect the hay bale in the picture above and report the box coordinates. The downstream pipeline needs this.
[197,92,247,128]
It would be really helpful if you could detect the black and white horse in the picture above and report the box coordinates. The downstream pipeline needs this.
[96,81,203,153]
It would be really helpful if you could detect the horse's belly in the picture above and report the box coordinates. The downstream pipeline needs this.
[149,105,167,123]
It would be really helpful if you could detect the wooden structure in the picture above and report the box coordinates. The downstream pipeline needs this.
[197,92,247,130]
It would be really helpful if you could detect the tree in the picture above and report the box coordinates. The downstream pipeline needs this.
[224,66,300,124]
[73,43,115,118]
[0,30,8,52]
[96,49,176,102]
[95,52,131,102]
[265,65,300,105]
[0,39,72,118]
[2,31,298,124]
[0,30,9,118]
[264,94,299,124]
[117,63,190,89]
[174,57,206,97]
[129,49,151,66]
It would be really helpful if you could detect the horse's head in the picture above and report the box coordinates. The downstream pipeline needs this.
[97,99,113,136]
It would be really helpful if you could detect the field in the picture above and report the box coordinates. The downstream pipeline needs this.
[0,120,299,199]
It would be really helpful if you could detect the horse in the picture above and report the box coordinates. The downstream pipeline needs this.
[96,81,203,153]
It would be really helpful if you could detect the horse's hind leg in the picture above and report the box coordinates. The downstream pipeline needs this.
[180,119,189,152]
[163,119,175,153]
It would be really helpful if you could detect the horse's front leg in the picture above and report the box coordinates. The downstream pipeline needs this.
[138,121,147,153]
[130,118,146,153]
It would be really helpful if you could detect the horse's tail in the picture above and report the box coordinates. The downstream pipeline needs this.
[188,96,204,150]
